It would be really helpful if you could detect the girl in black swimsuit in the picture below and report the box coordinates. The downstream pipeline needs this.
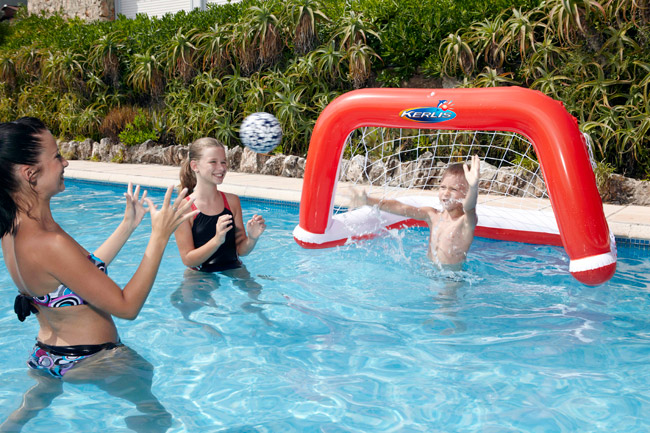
[174,137,266,272]
[172,138,270,331]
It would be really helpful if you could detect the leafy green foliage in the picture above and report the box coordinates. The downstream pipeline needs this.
[0,0,646,178]
[118,110,158,146]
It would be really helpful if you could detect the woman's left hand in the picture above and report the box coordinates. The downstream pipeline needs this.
[246,214,266,240]
[123,182,149,229]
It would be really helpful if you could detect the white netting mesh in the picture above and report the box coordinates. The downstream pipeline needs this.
[334,127,567,214]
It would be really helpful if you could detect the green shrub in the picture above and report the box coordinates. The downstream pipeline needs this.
[101,105,139,142]
[118,110,159,146]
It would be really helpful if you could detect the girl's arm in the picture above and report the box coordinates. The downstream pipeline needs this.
[174,210,233,267]
[94,183,148,265]
[48,186,197,320]
[229,194,265,257]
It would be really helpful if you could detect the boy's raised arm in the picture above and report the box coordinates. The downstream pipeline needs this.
[463,154,481,215]
[350,188,433,221]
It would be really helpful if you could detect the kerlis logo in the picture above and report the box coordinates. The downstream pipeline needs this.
[399,100,456,123]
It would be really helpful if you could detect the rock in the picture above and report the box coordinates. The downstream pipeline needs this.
[59,141,78,160]
[92,140,110,161]
[57,138,650,207]
[239,148,270,173]
[130,140,159,163]
[76,139,93,160]
[367,160,386,185]
[345,154,367,182]
[175,145,188,165]
[603,174,650,205]
[282,155,305,178]
[261,155,285,176]
[227,146,242,171]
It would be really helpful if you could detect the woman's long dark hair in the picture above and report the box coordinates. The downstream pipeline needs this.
[0,117,48,237]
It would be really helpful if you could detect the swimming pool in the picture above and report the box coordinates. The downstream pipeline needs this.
[1,180,649,432]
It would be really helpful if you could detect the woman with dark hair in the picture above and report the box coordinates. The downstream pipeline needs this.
[0,117,197,431]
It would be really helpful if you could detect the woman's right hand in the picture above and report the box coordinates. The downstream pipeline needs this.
[213,214,233,247]
[146,186,198,239]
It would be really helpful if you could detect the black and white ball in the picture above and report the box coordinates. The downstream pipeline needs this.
[239,112,282,154]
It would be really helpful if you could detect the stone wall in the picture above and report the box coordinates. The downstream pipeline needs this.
[58,139,650,206]
[29,0,114,21]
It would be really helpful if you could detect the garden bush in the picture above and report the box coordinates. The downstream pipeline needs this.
[0,0,647,179]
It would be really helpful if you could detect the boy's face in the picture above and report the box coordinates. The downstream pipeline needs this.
[438,173,468,211]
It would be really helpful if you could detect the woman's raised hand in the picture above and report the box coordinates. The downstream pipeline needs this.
[123,182,149,230]
[146,186,198,238]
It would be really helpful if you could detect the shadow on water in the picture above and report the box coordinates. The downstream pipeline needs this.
[170,266,275,337]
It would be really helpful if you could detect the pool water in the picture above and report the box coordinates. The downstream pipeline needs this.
[1,180,649,432]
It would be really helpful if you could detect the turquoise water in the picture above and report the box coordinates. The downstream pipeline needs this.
[1,180,649,432]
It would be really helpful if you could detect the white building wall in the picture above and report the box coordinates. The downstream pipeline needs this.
[117,0,240,19]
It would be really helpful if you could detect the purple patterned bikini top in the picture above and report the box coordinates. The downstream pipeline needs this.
[31,254,107,308]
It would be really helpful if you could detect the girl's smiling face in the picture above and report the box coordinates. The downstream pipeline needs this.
[193,145,228,185]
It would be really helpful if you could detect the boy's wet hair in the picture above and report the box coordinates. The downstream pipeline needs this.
[442,162,465,178]
[441,162,470,187]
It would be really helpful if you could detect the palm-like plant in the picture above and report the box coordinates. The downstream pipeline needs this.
[190,71,224,104]
[530,66,571,98]
[330,10,380,50]
[466,17,508,69]
[206,106,237,146]
[440,32,475,76]
[582,109,618,158]
[289,0,329,55]
[542,0,607,45]
[222,70,250,108]
[519,38,566,83]
[0,53,17,91]
[89,31,127,89]
[230,21,259,77]
[166,27,199,85]
[633,60,650,102]
[599,23,641,62]
[41,49,86,93]
[195,23,232,75]
[15,45,44,82]
[0,93,16,121]
[502,8,543,60]
[269,80,309,153]
[345,41,381,89]
[127,48,165,101]
[307,42,345,86]
[575,64,629,110]
[242,72,273,114]
[245,3,284,70]
[612,103,649,176]
[472,67,519,87]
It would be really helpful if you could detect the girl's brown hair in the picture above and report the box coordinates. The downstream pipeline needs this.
[179,137,226,194]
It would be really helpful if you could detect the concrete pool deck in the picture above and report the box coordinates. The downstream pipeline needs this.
[65,160,650,243]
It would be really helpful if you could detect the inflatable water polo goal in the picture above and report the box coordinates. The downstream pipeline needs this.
[292,87,617,286]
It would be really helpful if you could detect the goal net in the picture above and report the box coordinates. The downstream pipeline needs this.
[293,87,616,285]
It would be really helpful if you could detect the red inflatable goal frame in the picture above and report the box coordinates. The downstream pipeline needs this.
[293,87,616,285]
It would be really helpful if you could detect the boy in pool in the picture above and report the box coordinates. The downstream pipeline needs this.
[354,154,480,267]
